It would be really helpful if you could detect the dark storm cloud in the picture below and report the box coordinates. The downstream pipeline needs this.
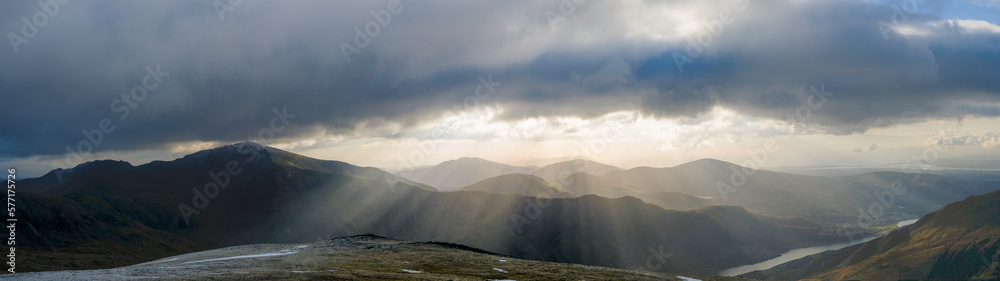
[1,0,999,158]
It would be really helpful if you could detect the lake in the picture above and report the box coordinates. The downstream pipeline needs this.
[716,236,878,276]
[717,218,921,276]
[896,219,918,227]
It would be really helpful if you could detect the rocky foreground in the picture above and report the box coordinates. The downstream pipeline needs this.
[5,234,753,280]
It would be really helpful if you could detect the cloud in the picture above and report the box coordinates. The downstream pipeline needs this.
[926,130,1000,148]
[1,0,999,159]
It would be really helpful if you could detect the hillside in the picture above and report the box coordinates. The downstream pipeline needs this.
[639,191,713,211]
[10,235,753,281]
[745,189,1000,280]
[558,172,642,198]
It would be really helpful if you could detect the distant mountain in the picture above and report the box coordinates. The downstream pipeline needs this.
[746,189,1000,280]
[12,234,731,280]
[458,173,572,197]
[396,157,534,190]
[604,159,747,196]
[557,172,640,198]
[604,159,998,227]
[531,159,623,186]
[18,143,841,274]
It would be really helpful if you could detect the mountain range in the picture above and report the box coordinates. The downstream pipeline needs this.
[409,157,996,230]
[18,143,839,274]
[16,142,1000,279]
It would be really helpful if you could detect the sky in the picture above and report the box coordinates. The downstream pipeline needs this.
[2,0,1000,178]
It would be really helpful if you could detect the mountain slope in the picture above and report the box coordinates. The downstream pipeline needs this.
[558,172,642,198]
[458,173,572,197]
[397,157,534,190]
[639,191,713,211]
[17,142,417,269]
[532,159,623,186]
[11,235,744,281]
[746,189,1000,280]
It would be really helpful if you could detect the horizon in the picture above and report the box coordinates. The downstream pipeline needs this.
[25,141,1000,180]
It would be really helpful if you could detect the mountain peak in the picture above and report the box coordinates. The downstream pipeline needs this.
[445,157,491,164]
[58,159,134,177]
[183,141,272,163]
[675,158,741,170]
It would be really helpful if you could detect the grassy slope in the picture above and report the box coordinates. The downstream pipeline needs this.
[811,189,1000,280]
[11,234,760,280]
[746,189,1000,280]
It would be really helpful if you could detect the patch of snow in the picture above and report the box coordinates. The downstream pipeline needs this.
[401,269,423,273]
[498,259,507,262]
[296,245,309,249]
[493,268,508,273]
[677,276,702,281]
[144,257,179,264]
[182,250,299,264]
[292,271,311,273]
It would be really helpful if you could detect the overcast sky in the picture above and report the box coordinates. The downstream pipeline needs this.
[2,0,1000,177]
